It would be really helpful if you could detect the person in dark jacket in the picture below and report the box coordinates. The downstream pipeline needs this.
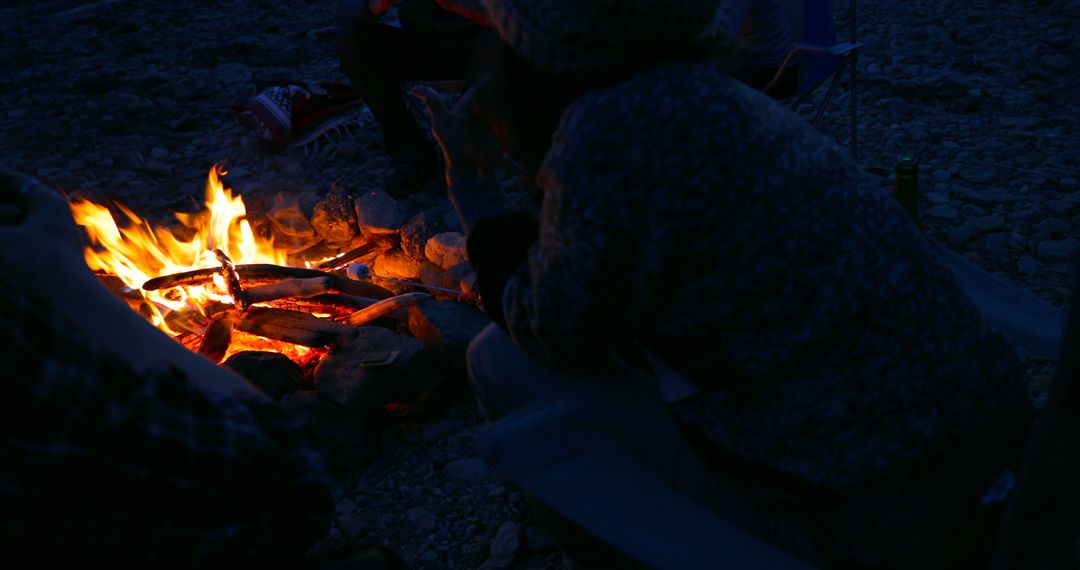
[412,0,1033,567]
[336,0,494,197]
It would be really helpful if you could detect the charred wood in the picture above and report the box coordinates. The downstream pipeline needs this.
[142,264,393,299]
[235,307,359,348]
[196,311,235,364]
[245,277,334,304]
[345,292,432,327]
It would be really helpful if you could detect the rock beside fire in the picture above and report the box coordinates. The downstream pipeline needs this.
[408,299,490,376]
[225,351,305,399]
[425,231,468,270]
[280,390,379,476]
[374,250,423,280]
[312,191,358,245]
[355,190,406,238]
[401,207,451,259]
[268,191,321,253]
[316,326,443,414]
[419,262,474,300]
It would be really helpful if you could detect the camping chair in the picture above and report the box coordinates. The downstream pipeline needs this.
[989,257,1080,569]
[767,0,863,158]
[477,270,1075,569]
[476,401,817,569]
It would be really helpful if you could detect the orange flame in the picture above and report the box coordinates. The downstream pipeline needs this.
[71,166,288,335]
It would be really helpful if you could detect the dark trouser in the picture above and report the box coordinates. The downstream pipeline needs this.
[736,63,798,100]
[335,1,493,167]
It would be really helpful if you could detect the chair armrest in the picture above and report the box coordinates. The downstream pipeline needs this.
[930,239,1065,363]
[477,401,818,569]
[791,42,863,57]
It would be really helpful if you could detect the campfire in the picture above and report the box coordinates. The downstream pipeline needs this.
[70,166,418,372]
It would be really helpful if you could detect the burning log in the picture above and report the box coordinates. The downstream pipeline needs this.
[163,301,232,335]
[216,249,251,310]
[308,293,379,309]
[245,276,333,304]
[235,307,359,348]
[141,264,393,299]
[345,292,432,327]
[143,264,320,290]
[197,311,235,364]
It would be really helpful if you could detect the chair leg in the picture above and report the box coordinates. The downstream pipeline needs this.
[989,258,1080,569]
[850,56,858,160]
[810,63,847,127]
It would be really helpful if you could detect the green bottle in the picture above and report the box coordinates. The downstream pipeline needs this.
[893,155,920,225]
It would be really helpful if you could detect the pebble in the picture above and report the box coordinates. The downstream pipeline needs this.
[478,521,521,570]
[404,507,438,534]
[1045,53,1070,72]
[285,162,305,177]
[423,419,466,442]
[337,512,370,539]
[335,497,357,514]
[443,458,490,483]
[1035,218,1069,240]
[1037,238,1079,262]
[1018,254,1040,275]
[970,214,1005,234]
[925,204,959,219]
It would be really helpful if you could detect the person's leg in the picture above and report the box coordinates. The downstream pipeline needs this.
[734,64,798,100]
[335,2,433,176]
[335,2,496,196]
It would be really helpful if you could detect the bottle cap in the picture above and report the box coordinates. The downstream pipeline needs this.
[896,155,920,171]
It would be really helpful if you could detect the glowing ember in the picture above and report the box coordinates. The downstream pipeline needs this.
[70,166,316,360]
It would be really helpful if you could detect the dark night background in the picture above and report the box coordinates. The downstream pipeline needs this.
[1,0,1077,567]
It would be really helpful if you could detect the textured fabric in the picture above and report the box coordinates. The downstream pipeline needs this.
[232,81,366,153]
[482,0,721,78]
[475,59,1031,563]
[0,274,332,566]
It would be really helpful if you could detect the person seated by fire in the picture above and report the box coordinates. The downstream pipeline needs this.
[711,0,800,99]
[335,0,496,197]
[410,0,1033,567]
[0,173,333,565]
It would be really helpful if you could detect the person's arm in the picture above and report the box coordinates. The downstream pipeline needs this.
[0,173,258,398]
[412,84,641,368]
[0,274,331,562]
[487,129,641,368]
[433,0,494,27]
[0,173,331,562]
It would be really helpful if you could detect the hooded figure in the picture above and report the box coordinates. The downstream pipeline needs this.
[419,0,1033,566]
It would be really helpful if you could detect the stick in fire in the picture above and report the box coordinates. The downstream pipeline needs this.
[215,249,251,311]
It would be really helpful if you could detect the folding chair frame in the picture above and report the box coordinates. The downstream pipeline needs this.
[766,0,863,159]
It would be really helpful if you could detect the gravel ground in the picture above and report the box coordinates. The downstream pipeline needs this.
[2,0,1075,567]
